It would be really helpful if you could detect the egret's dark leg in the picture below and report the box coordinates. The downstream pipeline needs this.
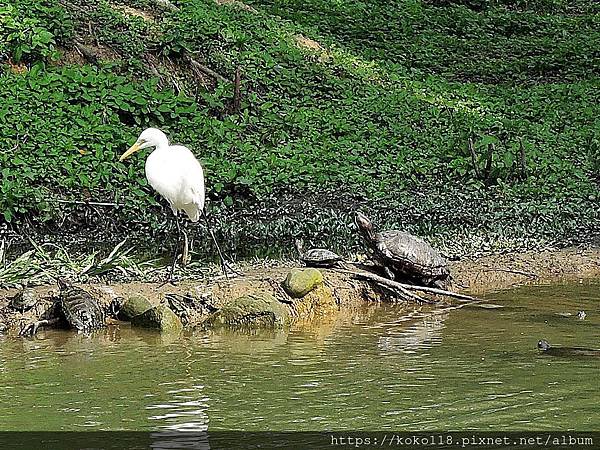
[201,210,240,278]
[167,214,182,283]
[181,228,190,267]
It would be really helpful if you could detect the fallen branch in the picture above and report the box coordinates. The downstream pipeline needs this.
[336,269,479,302]
[186,54,232,84]
[382,283,432,304]
[49,199,122,207]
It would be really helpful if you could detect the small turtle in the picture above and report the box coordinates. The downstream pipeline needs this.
[8,288,38,313]
[355,212,450,288]
[295,239,344,268]
[537,339,600,358]
[20,279,106,336]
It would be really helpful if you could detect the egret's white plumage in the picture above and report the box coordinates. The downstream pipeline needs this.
[119,127,235,280]
[122,128,205,222]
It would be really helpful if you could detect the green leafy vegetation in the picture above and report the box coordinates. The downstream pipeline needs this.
[0,0,598,262]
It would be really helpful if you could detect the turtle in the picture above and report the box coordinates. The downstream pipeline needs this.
[537,339,600,358]
[295,239,344,268]
[354,212,450,288]
[20,279,106,336]
[8,288,38,313]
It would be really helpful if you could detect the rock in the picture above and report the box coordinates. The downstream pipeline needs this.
[283,268,324,298]
[119,295,153,320]
[205,293,289,328]
[131,304,183,333]
[291,284,338,320]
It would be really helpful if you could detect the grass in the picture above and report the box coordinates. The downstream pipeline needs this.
[0,0,598,265]
[0,238,157,288]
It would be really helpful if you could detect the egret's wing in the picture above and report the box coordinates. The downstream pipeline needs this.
[171,145,205,208]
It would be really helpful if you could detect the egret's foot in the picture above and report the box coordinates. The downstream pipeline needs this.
[220,259,242,278]
[159,275,179,288]
[20,318,59,337]
[164,250,183,286]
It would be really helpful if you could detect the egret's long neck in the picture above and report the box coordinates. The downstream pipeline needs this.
[153,135,169,152]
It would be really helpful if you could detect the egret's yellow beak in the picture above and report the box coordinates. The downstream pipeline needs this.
[119,142,142,162]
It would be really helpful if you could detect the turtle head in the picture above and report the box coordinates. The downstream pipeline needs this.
[57,278,71,291]
[537,339,551,351]
[355,212,375,241]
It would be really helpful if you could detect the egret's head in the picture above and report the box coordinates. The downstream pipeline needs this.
[119,128,168,162]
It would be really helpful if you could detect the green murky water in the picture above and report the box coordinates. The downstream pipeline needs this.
[0,282,598,431]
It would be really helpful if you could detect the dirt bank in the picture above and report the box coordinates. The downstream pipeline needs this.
[451,246,600,294]
[1,247,599,335]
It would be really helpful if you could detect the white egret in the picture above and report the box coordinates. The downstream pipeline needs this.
[119,127,234,280]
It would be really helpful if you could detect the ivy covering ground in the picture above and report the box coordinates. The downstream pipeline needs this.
[0,0,598,260]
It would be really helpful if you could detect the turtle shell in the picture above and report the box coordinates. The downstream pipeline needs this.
[375,230,449,279]
[301,248,343,267]
[9,289,37,313]
[58,281,105,332]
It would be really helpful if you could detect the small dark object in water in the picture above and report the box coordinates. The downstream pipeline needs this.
[537,339,600,358]
[577,310,586,320]
[8,288,38,313]
[20,279,106,336]
[295,239,344,268]
[355,212,450,287]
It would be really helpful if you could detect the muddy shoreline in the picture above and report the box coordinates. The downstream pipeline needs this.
[1,246,599,335]
[450,246,600,293]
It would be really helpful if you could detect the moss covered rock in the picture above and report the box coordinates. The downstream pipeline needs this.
[290,284,338,320]
[206,293,289,328]
[119,295,154,321]
[131,304,182,333]
[283,268,324,298]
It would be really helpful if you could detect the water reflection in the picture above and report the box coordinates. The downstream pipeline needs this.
[378,311,449,354]
[147,382,209,432]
